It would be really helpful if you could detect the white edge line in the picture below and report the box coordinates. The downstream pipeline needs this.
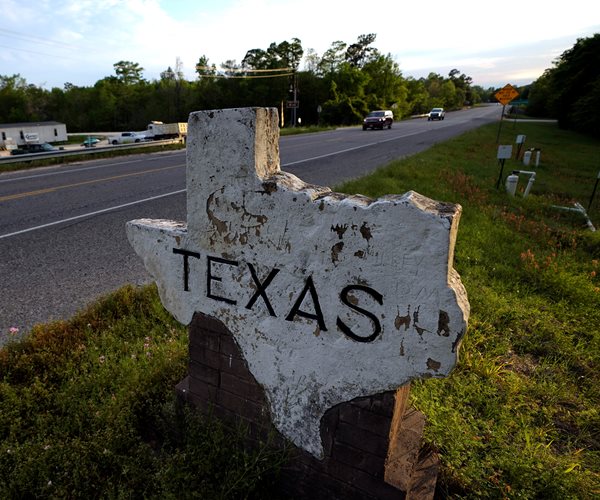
[2,129,425,239]
[0,189,186,240]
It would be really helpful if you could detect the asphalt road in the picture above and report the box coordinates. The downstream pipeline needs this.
[0,105,500,343]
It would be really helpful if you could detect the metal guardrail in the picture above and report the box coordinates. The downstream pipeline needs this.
[0,139,182,165]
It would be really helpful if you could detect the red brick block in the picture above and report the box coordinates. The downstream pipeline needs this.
[331,441,385,478]
[188,375,218,402]
[189,359,219,387]
[218,351,254,381]
[335,421,390,458]
[218,332,243,359]
[189,343,221,369]
[190,327,220,352]
[338,403,393,438]
[217,388,269,423]
[326,459,404,499]
[220,370,266,404]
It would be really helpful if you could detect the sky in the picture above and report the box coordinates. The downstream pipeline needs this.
[0,0,598,90]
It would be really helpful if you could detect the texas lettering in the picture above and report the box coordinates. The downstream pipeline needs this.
[173,248,384,342]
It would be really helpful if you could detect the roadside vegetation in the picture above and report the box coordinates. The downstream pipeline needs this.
[338,120,600,497]
[0,34,493,135]
[1,120,599,497]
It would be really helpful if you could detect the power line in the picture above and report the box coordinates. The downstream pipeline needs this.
[195,65,293,73]
[0,42,84,62]
[0,27,81,50]
[198,72,295,79]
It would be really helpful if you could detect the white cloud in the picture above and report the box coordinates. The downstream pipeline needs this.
[0,0,598,88]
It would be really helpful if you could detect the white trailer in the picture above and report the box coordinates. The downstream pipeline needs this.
[145,121,187,140]
[0,121,68,149]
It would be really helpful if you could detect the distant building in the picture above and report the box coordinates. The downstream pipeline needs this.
[0,121,68,149]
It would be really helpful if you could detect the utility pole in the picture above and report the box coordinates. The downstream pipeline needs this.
[289,71,298,127]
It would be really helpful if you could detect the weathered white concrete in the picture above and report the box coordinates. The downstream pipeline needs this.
[127,107,469,458]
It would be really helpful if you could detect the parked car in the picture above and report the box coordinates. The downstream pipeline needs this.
[10,143,60,155]
[362,110,394,130]
[108,132,147,145]
[428,108,445,121]
[81,136,101,147]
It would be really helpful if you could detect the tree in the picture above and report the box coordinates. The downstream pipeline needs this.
[0,74,29,122]
[303,48,320,74]
[160,67,176,81]
[113,61,145,85]
[528,34,600,137]
[448,68,473,105]
[362,53,408,116]
[318,41,347,74]
[406,78,430,115]
[345,33,377,67]
[242,38,304,70]
[195,55,216,80]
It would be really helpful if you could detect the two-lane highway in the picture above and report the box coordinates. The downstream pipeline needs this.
[0,105,499,342]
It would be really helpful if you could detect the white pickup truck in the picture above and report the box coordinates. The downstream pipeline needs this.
[108,132,147,145]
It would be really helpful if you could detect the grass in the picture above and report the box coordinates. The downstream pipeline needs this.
[336,121,600,497]
[0,286,286,498]
[1,120,599,498]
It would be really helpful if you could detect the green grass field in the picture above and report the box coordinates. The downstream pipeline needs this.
[1,120,599,498]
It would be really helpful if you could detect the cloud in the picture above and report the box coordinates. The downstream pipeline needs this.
[0,0,598,88]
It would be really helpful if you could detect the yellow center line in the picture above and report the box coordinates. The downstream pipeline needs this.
[0,164,184,202]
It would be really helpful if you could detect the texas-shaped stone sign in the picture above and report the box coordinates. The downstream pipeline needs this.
[127,107,469,458]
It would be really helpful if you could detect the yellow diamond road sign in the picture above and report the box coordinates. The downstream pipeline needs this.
[495,84,520,105]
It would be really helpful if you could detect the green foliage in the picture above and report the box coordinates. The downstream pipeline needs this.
[114,60,146,85]
[0,35,482,132]
[0,285,285,498]
[527,33,600,138]
[337,121,600,497]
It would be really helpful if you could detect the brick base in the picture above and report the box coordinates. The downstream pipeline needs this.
[176,312,438,499]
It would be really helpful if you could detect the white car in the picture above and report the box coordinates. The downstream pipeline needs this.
[108,132,147,145]
[428,108,446,121]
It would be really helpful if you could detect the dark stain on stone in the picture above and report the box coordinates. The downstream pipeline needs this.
[331,224,348,239]
[437,310,451,337]
[395,306,411,331]
[427,358,441,371]
[359,222,372,241]
[259,181,278,195]
[331,242,344,264]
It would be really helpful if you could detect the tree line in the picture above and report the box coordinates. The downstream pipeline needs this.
[0,35,495,132]
[4,32,592,134]
[525,33,600,138]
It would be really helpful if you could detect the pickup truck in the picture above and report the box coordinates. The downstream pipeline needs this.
[427,108,446,121]
[108,132,147,145]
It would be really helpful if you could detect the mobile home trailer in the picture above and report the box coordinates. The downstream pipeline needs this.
[0,121,68,149]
